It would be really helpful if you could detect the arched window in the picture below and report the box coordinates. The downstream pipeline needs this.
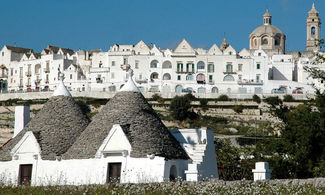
[163,73,171,80]
[262,38,268,45]
[208,64,214,73]
[196,74,205,84]
[254,39,257,46]
[169,165,177,181]
[197,61,205,70]
[311,27,316,36]
[150,60,158,68]
[150,72,159,80]
[175,85,183,93]
[186,74,194,80]
[162,61,172,69]
[197,87,206,94]
[227,88,231,93]
[212,87,219,93]
[223,75,235,82]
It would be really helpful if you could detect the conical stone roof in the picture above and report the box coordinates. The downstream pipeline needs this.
[64,91,189,160]
[0,96,90,161]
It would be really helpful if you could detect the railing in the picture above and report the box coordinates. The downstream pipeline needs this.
[96,78,103,83]
[26,83,31,87]
[223,71,237,74]
[176,70,195,74]
[238,80,264,85]
[45,80,49,84]
[135,78,148,84]
[208,80,215,85]
[25,72,32,77]
[44,68,50,73]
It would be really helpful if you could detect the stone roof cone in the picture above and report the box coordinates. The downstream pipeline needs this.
[0,75,90,161]
[64,70,189,160]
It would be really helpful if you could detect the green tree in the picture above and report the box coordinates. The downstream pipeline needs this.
[233,105,244,114]
[252,94,261,104]
[199,99,209,111]
[169,95,192,121]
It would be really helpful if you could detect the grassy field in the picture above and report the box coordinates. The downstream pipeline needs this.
[1,181,325,195]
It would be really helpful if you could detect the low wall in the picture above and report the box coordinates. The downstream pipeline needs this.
[217,178,325,187]
[0,91,315,101]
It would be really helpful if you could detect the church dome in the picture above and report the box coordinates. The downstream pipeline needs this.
[250,25,283,37]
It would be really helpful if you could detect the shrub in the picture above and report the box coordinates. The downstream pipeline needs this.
[233,105,244,113]
[151,93,162,101]
[199,99,209,111]
[217,95,229,101]
[283,94,295,102]
[91,103,101,109]
[157,97,165,104]
[184,93,196,101]
[169,96,191,121]
[252,94,261,104]
[263,96,282,107]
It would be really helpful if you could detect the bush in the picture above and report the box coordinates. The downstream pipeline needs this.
[233,105,244,113]
[283,95,295,102]
[169,96,192,121]
[217,95,229,101]
[252,94,261,104]
[184,93,196,101]
[263,96,282,107]
[157,97,165,104]
[151,93,162,101]
[199,99,209,111]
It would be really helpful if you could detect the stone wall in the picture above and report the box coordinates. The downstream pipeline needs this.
[218,178,325,187]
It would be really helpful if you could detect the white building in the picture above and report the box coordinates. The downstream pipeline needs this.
[0,3,323,96]
[0,75,218,185]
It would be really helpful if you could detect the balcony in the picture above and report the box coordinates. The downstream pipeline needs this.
[26,83,31,87]
[176,70,195,74]
[135,78,148,84]
[238,80,264,85]
[45,80,49,84]
[25,72,32,77]
[44,68,50,73]
[96,78,103,83]
[120,64,131,71]
[208,80,215,85]
[19,84,23,88]
[223,71,237,74]
[0,73,8,78]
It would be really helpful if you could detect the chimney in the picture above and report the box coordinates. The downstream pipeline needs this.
[14,106,30,138]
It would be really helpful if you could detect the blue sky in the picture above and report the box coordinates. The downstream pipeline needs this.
[0,0,323,52]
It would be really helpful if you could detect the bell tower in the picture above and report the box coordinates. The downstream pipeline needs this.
[306,2,321,51]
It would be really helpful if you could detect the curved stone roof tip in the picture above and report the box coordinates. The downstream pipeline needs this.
[64,90,189,160]
[120,76,140,92]
[52,80,72,97]
[0,96,90,161]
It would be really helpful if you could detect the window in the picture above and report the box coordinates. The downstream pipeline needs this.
[223,75,235,82]
[238,75,242,81]
[1,52,4,56]
[238,64,243,71]
[211,87,218,93]
[150,72,158,80]
[70,74,72,79]
[162,61,172,69]
[177,63,183,72]
[177,75,181,80]
[112,61,115,66]
[135,61,139,69]
[163,73,171,80]
[208,64,214,73]
[256,74,260,83]
[311,27,316,36]
[257,63,260,69]
[99,61,102,68]
[123,58,128,65]
[226,64,233,72]
[186,74,193,80]
[197,61,205,70]
[111,72,115,79]
[150,60,158,68]
[262,38,268,45]
[10,68,13,76]
[209,75,213,82]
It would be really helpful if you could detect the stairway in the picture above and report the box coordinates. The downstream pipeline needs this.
[183,143,207,181]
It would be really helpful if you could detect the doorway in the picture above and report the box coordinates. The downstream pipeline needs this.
[19,164,33,185]
[107,163,121,183]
